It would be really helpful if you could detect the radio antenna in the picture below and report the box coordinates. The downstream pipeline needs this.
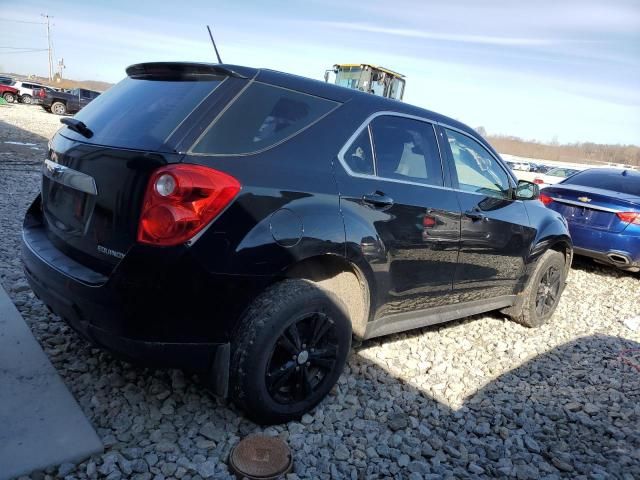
[206,25,223,64]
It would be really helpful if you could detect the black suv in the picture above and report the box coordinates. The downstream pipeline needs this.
[22,63,572,424]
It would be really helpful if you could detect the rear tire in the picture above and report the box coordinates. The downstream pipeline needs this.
[51,101,66,115]
[230,279,351,424]
[506,250,566,328]
[3,92,15,103]
[21,94,32,104]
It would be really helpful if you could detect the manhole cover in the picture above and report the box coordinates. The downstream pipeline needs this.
[229,434,292,479]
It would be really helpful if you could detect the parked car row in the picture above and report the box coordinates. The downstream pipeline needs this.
[0,74,101,114]
[504,159,552,173]
[533,166,583,187]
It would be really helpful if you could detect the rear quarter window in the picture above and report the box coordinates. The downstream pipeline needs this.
[191,82,339,155]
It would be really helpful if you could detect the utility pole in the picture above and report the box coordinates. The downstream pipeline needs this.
[57,57,65,81]
[41,14,53,80]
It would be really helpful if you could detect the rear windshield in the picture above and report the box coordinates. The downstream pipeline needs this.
[64,76,225,151]
[191,82,339,155]
[563,169,640,196]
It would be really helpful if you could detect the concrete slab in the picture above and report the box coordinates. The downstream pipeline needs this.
[0,285,102,479]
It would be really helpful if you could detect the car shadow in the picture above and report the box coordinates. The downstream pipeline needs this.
[571,255,639,279]
[73,327,638,479]
[311,333,640,478]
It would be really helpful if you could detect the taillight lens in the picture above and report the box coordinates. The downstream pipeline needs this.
[137,164,241,246]
[616,212,640,225]
[539,193,553,206]
[533,178,544,185]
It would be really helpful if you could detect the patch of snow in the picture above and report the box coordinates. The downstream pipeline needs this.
[4,141,39,146]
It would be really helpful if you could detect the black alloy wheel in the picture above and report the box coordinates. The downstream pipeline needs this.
[504,249,566,327]
[266,312,339,404]
[229,279,352,424]
[535,265,562,317]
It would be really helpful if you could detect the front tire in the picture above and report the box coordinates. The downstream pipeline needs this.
[507,250,567,327]
[3,92,15,103]
[21,94,32,104]
[51,101,66,115]
[230,279,351,424]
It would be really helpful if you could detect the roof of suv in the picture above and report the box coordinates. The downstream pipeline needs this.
[253,66,477,137]
[127,62,484,146]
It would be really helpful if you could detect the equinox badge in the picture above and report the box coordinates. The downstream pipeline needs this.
[97,245,125,259]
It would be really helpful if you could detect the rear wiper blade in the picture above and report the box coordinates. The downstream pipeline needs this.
[60,117,93,139]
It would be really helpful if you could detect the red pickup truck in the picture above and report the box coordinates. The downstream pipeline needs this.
[0,84,19,103]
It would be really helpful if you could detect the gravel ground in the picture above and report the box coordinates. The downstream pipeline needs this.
[1,104,639,480]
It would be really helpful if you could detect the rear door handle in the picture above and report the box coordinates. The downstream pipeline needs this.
[464,209,486,221]
[362,192,394,209]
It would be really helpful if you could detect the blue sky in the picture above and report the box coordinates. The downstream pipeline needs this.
[1,0,639,145]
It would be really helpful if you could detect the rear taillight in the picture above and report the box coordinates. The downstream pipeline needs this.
[616,212,640,225]
[37,89,46,98]
[539,193,553,206]
[137,164,241,246]
[533,178,544,185]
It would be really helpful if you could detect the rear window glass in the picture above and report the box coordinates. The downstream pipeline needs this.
[191,82,338,155]
[563,170,640,196]
[65,76,225,151]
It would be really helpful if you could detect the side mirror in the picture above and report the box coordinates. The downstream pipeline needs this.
[515,180,539,200]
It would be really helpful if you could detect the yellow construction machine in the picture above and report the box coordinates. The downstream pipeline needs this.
[324,63,406,101]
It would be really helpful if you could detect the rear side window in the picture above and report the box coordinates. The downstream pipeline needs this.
[67,76,225,151]
[370,115,443,186]
[191,82,338,155]
[563,170,640,196]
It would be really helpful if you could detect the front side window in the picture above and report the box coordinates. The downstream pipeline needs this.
[445,128,511,199]
[370,115,443,186]
[192,82,338,155]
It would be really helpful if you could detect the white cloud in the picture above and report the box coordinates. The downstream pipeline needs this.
[319,21,557,47]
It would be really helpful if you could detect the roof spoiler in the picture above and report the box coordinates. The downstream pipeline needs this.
[126,62,248,79]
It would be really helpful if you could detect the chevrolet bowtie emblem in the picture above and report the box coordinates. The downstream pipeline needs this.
[577,196,591,203]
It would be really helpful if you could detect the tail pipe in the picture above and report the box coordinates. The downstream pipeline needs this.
[607,252,631,265]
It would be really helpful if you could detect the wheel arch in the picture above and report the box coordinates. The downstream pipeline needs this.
[283,253,372,339]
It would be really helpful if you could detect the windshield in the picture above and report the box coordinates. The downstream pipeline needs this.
[335,67,363,90]
[63,75,225,151]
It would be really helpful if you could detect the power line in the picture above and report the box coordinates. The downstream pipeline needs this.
[0,46,47,50]
[0,17,45,25]
[0,50,48,54]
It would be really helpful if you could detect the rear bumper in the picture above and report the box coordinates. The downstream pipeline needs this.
[568,223,640,269]
[21,200,270,395]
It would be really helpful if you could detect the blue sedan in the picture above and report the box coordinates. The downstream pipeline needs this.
[540,168,640,272]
